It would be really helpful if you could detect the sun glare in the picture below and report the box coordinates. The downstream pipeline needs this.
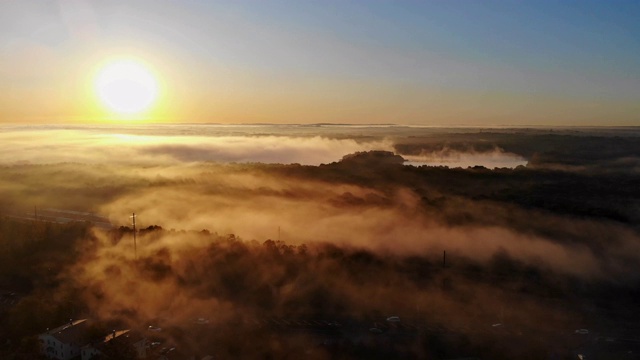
[96,59,159,115]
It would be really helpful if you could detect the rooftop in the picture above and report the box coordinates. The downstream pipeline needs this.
[85,329,146,354]
[41,319,89,344]
[101,329,130,344]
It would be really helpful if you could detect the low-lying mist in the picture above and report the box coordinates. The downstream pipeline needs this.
[403,147,527,169]
[2,126,639,282]
[2,125,640,358]
[0,127,392,165]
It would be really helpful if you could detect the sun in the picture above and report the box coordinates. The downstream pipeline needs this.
[96,59,159,115]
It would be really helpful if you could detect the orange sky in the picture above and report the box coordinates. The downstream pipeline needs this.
[1,1,639,126]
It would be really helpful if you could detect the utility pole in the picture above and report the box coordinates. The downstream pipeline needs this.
[131,213,137,260]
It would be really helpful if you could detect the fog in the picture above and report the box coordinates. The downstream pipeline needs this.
[404,147,527,169]
[0,127,393,165]
[2,125,638,280]
[2,125,640,358]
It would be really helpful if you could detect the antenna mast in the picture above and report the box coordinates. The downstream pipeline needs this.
[131,213,137,260]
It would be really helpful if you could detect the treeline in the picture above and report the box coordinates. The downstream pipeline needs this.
[0,217,92,292]
[1,219,640,358]
[392,131,640,169]
[0,217,93,359]
[91,226,640,358]
[268,151,640,227]
[74,227,592,358]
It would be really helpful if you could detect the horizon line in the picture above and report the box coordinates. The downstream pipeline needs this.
[1,122,639,129]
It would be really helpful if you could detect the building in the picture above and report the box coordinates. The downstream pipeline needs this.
[39,319,147,360]
[81,329,147,360]
[38,319,89,360]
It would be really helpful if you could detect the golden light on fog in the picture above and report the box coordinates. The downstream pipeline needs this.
[95,59,158,115]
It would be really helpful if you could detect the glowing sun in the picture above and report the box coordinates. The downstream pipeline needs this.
[96,59,158,114]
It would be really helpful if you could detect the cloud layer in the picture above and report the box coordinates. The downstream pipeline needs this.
[0,127,393,165]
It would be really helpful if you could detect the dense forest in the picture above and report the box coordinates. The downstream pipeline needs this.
[1,219,639,359]
[0,129,639,359]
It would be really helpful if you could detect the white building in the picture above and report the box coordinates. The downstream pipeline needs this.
[38,319,89,360]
